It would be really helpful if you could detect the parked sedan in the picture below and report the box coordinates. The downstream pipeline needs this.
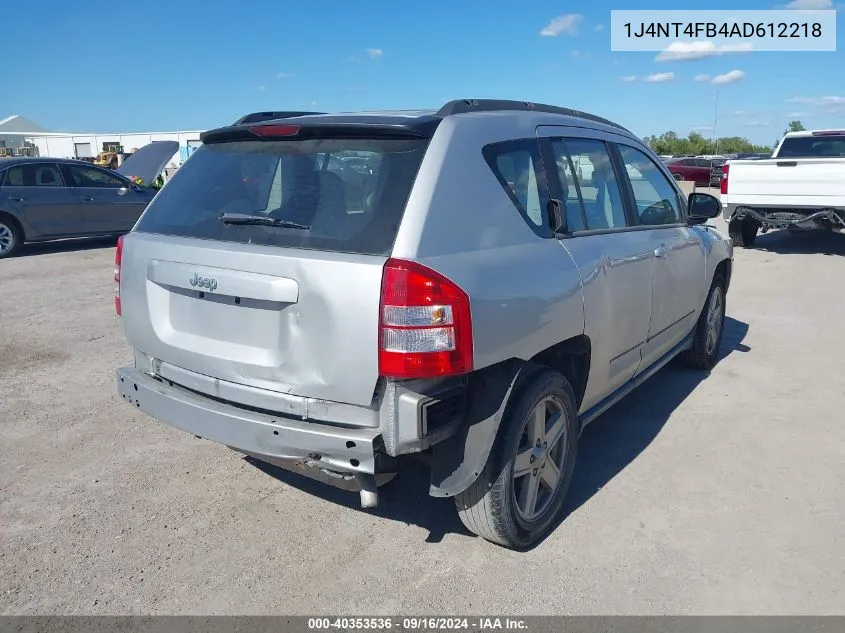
[0,141,177,258]
[664,157,715,186]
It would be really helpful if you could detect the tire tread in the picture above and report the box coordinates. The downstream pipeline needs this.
[684,273,726,370]
[454,369,578,548]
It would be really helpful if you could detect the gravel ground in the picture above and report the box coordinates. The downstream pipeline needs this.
[1,221,844,615]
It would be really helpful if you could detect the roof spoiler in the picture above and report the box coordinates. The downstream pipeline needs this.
[232,111,326,125]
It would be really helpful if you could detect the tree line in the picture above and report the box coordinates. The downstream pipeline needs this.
[643,120,806,156]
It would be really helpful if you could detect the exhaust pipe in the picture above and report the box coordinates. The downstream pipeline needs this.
[357,474,379,509]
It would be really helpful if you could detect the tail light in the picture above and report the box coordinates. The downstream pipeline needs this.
[720,163,729,195]
[249,124,300,137]
[114,235,124,316]
[378,258,473,379]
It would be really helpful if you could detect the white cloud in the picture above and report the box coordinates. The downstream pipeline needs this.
[540,14,582,37]
[645,72,675,83]
[778,0,844,11]
[655,40,753,62]
[365,48,383,59]
[620,75,638,82]
[782,0,832,8]
[744,121,773,127]
[785,111,806,117]
[694,74,711,82]
[257,85,266,91]
[691,126,714,131]
[594,24,604,31]
[711,69,746,84]
[276,72,294,79]
[570,49,587,59]
[784,96,845,114]
[785,96,845,107]
[734,110,748,116]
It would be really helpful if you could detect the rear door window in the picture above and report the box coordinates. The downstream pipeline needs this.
[134,137,428,256]
[2,163,64,187]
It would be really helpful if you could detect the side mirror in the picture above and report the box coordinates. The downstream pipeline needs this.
[687,192,721,224]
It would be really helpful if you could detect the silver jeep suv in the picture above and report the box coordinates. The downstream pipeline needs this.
[115,99,732,549]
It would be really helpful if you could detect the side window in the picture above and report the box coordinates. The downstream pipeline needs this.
[617,144,683,226]
[483,140,549,232]
[1,164,63,187]
[563,138,629,230]
[63,164,126,188]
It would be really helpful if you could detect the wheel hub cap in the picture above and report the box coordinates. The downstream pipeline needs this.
[705,287,723,356]
[0,224,13,254]
[512,396,569,522]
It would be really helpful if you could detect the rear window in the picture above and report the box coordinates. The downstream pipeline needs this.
[777,134,845,158]
[134,137,429,255]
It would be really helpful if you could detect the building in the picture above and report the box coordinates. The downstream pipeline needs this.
[0,114,203,166]
[0,115,46,155]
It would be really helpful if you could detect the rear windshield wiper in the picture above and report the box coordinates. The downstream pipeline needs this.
[219,212,310,230]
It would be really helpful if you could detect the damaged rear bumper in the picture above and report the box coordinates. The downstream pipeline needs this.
[727,205,845,232]
[116,366,383,475]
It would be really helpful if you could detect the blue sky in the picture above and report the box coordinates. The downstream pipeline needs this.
[1,0,842,144]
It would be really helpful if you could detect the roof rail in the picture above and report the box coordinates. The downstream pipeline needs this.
[436,99,630,133]
[232,111,326,125]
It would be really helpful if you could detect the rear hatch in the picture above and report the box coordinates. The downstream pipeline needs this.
[116,140,179,184]
[120,119,431,408]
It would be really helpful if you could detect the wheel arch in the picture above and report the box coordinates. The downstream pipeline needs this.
[715,257,732,294]
[0,210,26,241]
[429,334,592,498]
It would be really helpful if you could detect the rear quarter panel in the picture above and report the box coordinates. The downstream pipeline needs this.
[392,115,586,372]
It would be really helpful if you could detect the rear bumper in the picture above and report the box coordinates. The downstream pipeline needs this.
[723,204,845,230]
[116,367,382,474]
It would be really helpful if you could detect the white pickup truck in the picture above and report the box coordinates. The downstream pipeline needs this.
[721,130,845,246]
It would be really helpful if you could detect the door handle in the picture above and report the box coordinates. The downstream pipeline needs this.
[9,197,23,202]
[83,195,94,202]
[654,245,668,259]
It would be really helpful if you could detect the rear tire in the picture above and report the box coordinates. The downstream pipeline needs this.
[0,214,22,259]
[684,273,726,370]
[672,172,684,181]
[729,216,758,247]
[454,369,578,549]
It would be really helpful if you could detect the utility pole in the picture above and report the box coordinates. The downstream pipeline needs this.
[712,90,720,154]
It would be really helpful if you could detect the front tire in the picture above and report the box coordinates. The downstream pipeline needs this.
[729,216,758,247]
[0,214,22,259]
[454,369,578,549]
[684,274,726,370]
